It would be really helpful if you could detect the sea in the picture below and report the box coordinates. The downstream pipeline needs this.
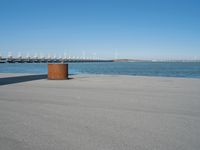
[0,62,200,78]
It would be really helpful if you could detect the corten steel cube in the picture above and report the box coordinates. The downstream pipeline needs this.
[48,64,68,80]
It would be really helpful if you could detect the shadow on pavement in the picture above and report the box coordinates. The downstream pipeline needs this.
[0,74,47,86]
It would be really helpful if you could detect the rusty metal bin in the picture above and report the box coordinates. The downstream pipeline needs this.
[48,64,68,80]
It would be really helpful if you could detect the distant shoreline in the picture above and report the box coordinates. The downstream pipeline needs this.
[113,59,200,62]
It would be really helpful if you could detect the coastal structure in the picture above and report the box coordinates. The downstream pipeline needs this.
[0,56,113,63]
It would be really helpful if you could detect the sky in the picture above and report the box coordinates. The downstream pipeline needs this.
[0,0,200,60]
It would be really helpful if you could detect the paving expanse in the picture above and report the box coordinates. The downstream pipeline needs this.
[0,74,200,150]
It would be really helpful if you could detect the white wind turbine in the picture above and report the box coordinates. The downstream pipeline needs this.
[8,52,13,59]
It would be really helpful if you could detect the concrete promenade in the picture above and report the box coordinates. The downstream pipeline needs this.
[0,73,200,150]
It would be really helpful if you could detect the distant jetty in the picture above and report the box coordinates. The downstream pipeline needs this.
[0,56,113,63]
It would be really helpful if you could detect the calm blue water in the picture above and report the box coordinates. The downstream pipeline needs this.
[0,62,200,78]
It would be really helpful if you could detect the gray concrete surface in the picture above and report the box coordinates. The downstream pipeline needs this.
[0,74,200,150]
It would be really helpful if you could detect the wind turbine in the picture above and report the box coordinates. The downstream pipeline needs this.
[114,50,118,60]
[8,52,13,59]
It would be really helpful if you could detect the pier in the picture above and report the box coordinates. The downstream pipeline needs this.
[0,56,113,63]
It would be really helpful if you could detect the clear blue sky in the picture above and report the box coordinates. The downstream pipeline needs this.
[0,0,200,59]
